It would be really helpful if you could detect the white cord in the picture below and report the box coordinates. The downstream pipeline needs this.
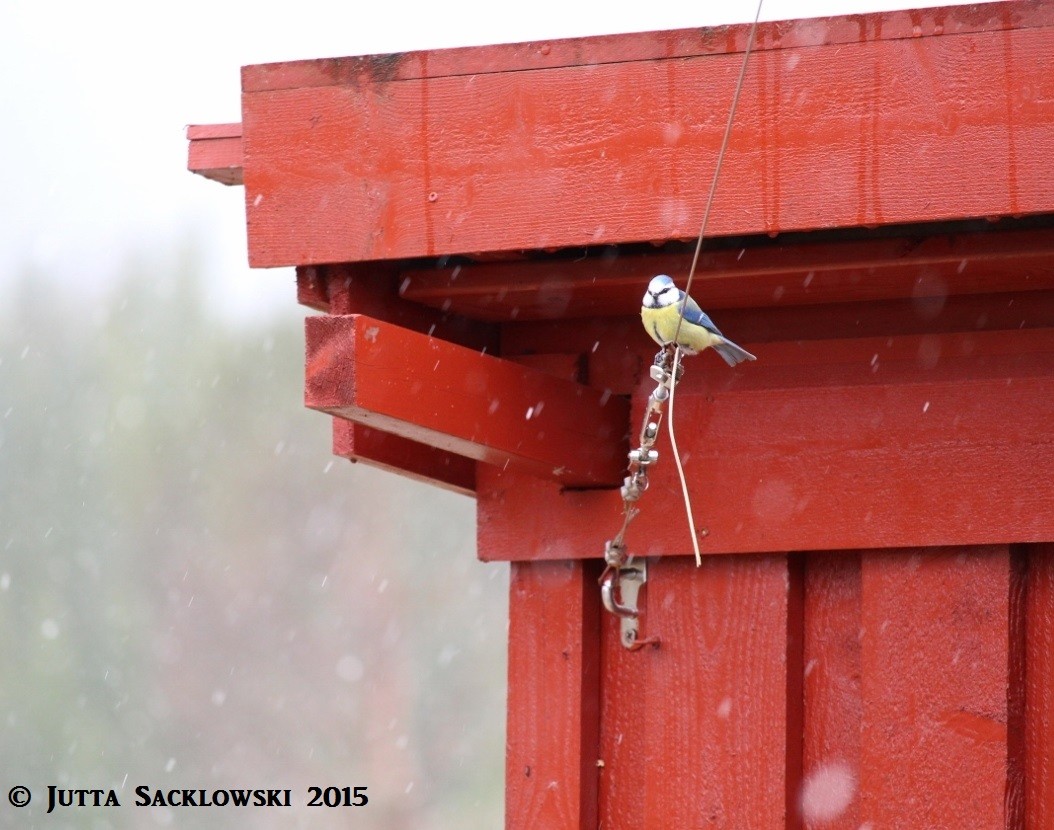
[666,348,702,566]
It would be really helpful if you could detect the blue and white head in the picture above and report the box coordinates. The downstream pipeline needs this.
[643,274,679,309]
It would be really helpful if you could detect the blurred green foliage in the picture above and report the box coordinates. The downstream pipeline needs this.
[0,250,506,829]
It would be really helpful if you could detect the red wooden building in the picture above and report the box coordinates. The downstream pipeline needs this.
[188,2,1054,826]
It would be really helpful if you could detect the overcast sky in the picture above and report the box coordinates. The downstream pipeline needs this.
[1,0,975,319]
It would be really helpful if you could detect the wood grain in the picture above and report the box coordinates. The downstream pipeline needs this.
[399,228,1054,320]
[1027,544,1054,829]
[241,3,1051,93]
[597,554,797,828]
[330,419,475,495]
[240,13,1054,267]
[506,560,600,830]
[858,547,1015,828]
[477,327,1054,560]
[305,314,629,486]
[802,552,862,830]
[499,288,1054,375]
[186,122,243,186]
[308,263,498,352]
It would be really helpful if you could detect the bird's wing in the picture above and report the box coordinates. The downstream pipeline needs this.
[679,292,723,336]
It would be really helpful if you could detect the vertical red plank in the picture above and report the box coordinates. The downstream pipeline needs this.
[506,560,600,830]
[1027,544,1054,830]
[596,599,647,829]
[786,555,805,830]
[802,552,862,830]
[1007,546,1027,827]
[859,547,1014,829]
[598,555,796,828]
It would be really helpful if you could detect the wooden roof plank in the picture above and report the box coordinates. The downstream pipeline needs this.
[241,2,1054,92]
[241,6,1054,267]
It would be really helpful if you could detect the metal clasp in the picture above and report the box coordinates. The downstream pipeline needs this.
[600,556,648,649]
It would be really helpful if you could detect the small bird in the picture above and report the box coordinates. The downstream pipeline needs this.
[641,274,756,366]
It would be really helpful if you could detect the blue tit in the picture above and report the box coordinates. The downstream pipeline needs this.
[641,274,756,366]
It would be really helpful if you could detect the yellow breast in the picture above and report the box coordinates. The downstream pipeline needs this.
[640,305,719,355]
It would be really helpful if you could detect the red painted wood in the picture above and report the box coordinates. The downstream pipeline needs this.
[506,560,599,830]
[240,7,1054,267]
[400,227,1054,320]
[477,328,1054,560]
[305,314,628,486]
[1009,545,1027,827]
[786,555,806,830]
[501,287,1054,381]
[296,265,329,312]
[1027,544,1054,830]
[308,264,498,352]
[597,555,799,828]
[858,547,1015,828]
[802,553,862,830]
[186,123,243,140]
[331,419,475,495]
[242,3,1048,94]
[301,265,498,486]
[595,604,646,828]
[186,123,243,185]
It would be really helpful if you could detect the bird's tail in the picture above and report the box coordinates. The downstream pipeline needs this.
[713,337,756,367]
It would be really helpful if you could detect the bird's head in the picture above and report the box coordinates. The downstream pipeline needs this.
[642,274,679,309]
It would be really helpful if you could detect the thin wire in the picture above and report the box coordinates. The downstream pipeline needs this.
[667,0,764,567]
[666,347,702,566]
[602,2,765,596]
[671,0,765,351]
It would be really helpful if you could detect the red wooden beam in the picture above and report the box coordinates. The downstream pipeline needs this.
[300,265,498,488]
[477,327,1054,560]
[186,123,243,185]
[238,2,1054,268]
[331,420,475,495]
[399,227,1054,319]
[304,263,498,350]
[305,314,628,487]
[499,288,1054,403]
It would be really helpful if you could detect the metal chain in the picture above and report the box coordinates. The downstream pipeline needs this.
[600,346,682,585]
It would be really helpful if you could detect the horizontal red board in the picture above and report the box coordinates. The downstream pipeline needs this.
[330,419,475,495]
[478,327,1054,559]
[306,314,628,486]
[186,123,243,186]
[400,227,1054,319]
[241,4,1054,267]
[242,3,1048,93]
